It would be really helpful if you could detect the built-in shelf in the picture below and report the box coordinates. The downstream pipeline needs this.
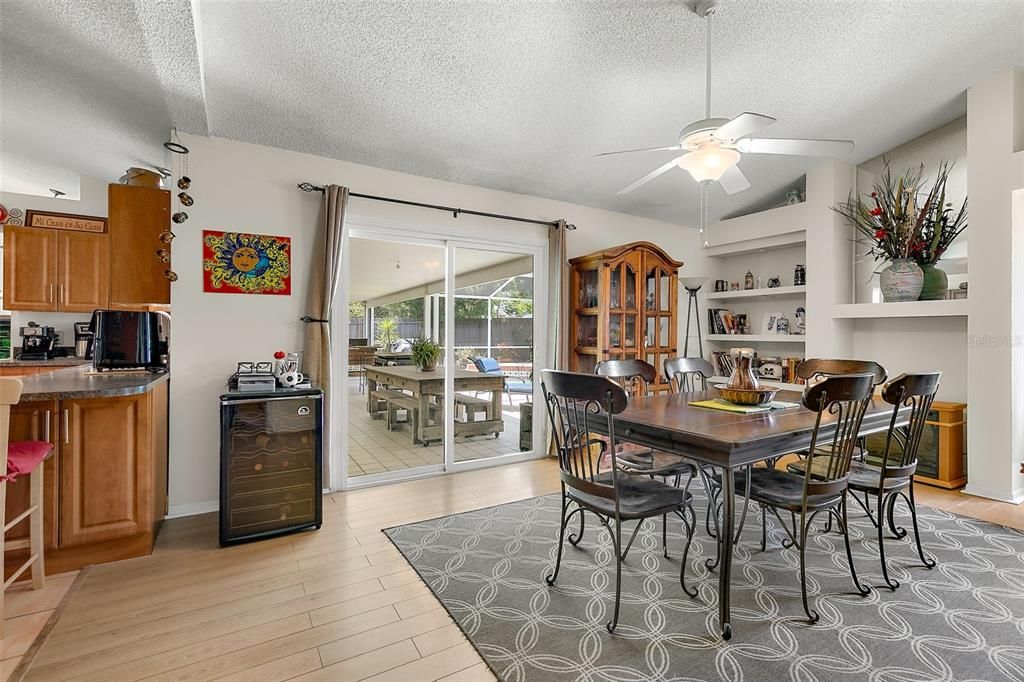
[831,299,969,319]
[705,285,807,302]
[710,376,805,392]
[705,230,806,258]
[706,334,806,343]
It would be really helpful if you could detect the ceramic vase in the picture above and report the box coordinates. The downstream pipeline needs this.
[879,258,924,302]
[918,262,949,301]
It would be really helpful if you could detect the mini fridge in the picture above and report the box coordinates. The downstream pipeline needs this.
[219,387,323,545]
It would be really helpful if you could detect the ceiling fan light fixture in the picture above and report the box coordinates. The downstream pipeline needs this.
[677,145,740,182]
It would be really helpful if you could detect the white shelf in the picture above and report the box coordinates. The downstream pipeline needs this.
[705,285,806,302]
[704,230,806,258]
[706,334,806,343]
[831,299,968,319]
[710,376,805,392]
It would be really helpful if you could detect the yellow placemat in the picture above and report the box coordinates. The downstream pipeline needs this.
[689,399,801,414]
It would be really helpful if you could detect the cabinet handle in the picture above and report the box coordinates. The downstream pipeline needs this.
[59,284,64,305]
[48,284,54,303]
[63,409,69,444]
[44,410,51,442]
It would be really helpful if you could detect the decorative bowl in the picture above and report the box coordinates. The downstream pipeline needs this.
[714,385,779,406]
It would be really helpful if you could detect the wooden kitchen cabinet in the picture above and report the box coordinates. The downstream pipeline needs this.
[3,381,168,577]
[108,183,171,308]
[60,394,148,546]
[2,226,109,312]
[3,226,58,311]
[59,231,110,312]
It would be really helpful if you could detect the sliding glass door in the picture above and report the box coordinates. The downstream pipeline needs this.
[340,229,545,488]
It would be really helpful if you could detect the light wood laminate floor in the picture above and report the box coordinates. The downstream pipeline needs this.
[18,458,1024,682]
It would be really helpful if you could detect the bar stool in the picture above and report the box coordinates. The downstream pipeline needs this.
[0,378,51,638]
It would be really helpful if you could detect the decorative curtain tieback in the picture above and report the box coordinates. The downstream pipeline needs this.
[300,316,330,324]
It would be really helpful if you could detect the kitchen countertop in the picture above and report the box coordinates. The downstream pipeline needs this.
[17,365,169,400]
[2,357,91,367]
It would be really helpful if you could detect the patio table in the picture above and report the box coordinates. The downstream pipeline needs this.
[364,365,505,444]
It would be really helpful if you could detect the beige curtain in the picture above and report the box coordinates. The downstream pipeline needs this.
[304,185,348,484]
[545,220,570,455]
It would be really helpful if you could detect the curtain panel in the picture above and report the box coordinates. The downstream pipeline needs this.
[304,185,348,484]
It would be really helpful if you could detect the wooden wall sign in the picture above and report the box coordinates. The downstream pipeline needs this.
[24,210,107,233]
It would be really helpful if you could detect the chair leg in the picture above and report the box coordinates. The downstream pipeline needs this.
[606,517,623,633]
[546,493,569,586]
[662,514,669,559]
[760,504,767,552]
[885,491,907,540]
[568,506,585,547]
[798,511,818,624]
[907,485,936,570]
[30,466,46,591]
[839,494,870,596]
[679,504,698,598]
[877,491,899,590]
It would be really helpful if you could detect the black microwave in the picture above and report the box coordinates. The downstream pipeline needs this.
[90,310,169,371]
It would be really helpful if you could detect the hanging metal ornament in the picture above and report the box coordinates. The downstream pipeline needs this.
[172,211,189,223]
[158,230,176,243]
[177,192,193,206]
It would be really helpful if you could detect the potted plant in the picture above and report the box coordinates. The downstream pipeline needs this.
[411,338,442,372]
[911,162,968,300]
[833,162,931,302]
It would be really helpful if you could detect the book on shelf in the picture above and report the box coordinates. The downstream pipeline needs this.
[708,351,806,385]
[707,308,748,336]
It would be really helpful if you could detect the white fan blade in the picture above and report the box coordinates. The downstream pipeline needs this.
[736,137,855,157]
[616,156,684,195]
[718,165,751,195]
[712,112,777,142]
[595,144,684,158]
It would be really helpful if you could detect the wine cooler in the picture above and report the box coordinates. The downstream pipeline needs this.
[219,388,323,545]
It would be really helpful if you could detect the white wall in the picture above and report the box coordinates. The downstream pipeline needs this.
[169,133,707,514]
[965,70,1024,504]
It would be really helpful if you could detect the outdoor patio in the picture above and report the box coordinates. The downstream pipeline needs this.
[346,376,532,476]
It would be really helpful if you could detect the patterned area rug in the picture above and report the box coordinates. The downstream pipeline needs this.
[384,489,1024,681]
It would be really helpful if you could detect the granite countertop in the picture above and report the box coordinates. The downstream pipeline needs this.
[2,357,91,368]
[18,365,169,400]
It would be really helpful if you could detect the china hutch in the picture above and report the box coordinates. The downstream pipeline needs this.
[568,242,683,393]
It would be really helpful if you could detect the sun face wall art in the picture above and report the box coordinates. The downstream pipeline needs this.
[202,230,292,295]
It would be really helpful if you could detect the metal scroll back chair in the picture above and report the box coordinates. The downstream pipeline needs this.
[662,357,724,538]
[796,359,887,464]
[732,373,876,624]
[540,369,697,633]
[595,359,698,558]
[663,357,715,394]
[852,371,941,589]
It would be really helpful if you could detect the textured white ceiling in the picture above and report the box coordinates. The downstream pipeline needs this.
[2,0,1022,224]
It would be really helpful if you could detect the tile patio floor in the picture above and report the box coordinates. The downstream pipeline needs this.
[346,379,531,477]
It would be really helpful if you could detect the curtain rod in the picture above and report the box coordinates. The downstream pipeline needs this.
[297,182,575,230]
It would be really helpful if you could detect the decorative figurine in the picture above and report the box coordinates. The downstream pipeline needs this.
[794,307,807,335]
[775,313,790,335]
[744,270,754,290]
[730,282,740,291]
[767,276,781,288]
[794,264,806,286]
[786,189,803,205]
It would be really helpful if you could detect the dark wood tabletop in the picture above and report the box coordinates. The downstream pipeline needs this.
[586,388,904,469]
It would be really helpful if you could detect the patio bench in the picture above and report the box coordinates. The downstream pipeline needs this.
[455,393,492,422]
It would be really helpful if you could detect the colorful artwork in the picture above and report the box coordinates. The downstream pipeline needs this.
[202,230,291,295]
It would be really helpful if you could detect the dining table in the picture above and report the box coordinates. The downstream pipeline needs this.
[581,387,907,640]
[364,364,506,444]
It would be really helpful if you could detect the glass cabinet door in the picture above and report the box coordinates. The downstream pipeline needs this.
[624,264,637,310]
[610,266,621,309]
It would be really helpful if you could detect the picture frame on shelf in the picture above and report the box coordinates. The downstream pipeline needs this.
[761,312,785,335]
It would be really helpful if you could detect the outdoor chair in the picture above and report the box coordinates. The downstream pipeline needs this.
[471,356,532,405]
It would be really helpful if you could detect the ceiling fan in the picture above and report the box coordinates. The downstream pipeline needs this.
[597,0,854,198]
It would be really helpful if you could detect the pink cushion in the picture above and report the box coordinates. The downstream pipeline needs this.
[5,441,52,482]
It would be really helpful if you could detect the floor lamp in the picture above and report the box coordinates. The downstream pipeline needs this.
[681,277,708,358]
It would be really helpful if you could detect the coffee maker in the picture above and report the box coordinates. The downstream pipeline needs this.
[19,323,57,360]
[74,321,94,359]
